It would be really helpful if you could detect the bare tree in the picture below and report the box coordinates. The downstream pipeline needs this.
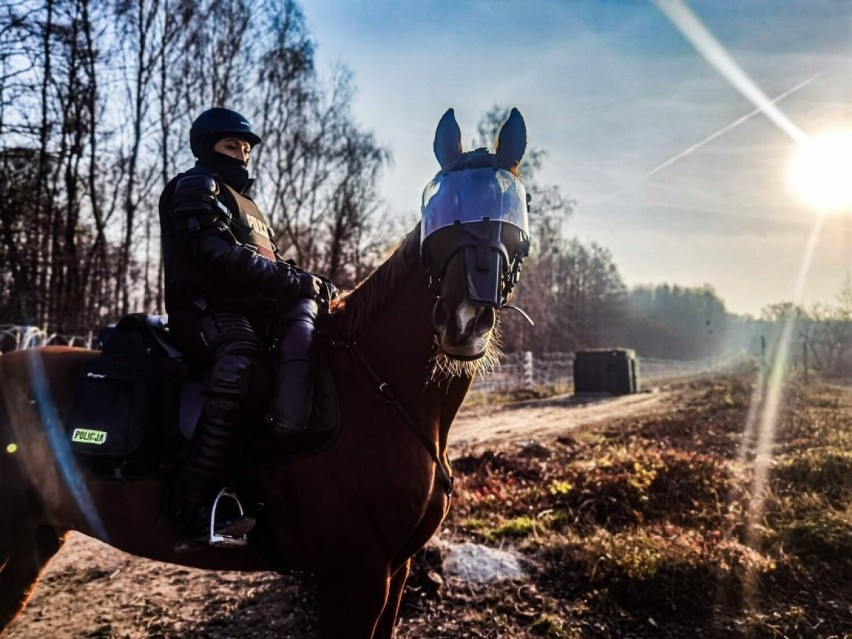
[0,0,394,332]
[250,1,391,283]
[473,106,628,354]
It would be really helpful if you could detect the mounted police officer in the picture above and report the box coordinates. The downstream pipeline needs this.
[159,107,322,553]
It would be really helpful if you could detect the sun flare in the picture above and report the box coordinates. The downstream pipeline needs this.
[789,129,852,212]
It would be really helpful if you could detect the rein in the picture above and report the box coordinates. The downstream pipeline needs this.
[324,327,454,498]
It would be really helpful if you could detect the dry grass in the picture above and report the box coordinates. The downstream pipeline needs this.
[401,370,852,638]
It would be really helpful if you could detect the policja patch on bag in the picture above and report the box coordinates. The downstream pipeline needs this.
[67,355,150,458]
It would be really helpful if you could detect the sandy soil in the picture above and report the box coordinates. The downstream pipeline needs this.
[3,386,682,639]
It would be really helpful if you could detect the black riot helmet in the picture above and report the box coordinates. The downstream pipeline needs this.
[189,108,262,159]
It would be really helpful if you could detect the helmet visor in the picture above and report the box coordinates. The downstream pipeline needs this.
[421,168,528,243]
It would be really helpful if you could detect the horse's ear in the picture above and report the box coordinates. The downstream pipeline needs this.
[434,108,463,169]
[495,108,527,171]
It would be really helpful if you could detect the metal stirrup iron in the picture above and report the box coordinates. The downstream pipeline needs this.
[208,488,249,548]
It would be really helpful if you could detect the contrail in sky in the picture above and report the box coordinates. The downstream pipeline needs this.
[591,73,820,205]
[654,0,808,143]
[592,0,821,206]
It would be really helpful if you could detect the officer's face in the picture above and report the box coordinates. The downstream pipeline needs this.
[214,137,252,164]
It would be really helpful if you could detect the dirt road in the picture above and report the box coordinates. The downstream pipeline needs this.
[450,387,671,449]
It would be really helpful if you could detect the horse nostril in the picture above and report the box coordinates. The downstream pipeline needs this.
[474,306,495,334]
[432,298,448,329]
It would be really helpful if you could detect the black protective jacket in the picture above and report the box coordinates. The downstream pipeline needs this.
[159,166,303,314]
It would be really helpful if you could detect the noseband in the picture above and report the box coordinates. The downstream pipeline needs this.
[422,219,530,310]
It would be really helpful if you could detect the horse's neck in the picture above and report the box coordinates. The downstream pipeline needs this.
[330,224,473,450]
[359,267,437,394]
[355,268,471,447]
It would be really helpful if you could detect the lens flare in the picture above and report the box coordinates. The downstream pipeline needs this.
[653,0,807,144]
[26,350,108,541]
[654,0,830,617]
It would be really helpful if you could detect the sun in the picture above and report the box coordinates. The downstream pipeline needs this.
[789,129,852,212]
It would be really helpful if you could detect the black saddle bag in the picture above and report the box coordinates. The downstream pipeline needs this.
[68,355,150,457]
[67,314,184,464]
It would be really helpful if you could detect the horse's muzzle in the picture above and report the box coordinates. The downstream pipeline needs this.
[432,299,495,360]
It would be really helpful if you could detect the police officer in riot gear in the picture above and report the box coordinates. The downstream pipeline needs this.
[159,107,321,552]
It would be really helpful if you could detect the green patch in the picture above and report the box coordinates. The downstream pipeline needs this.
[530,613,568,638]
[71,428,107,445]
[457,515,540,541]
[491,516,537,539]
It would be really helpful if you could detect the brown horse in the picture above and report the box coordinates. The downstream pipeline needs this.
[0,108,529,638]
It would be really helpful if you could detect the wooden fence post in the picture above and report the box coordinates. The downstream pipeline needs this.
[523,351,534,392]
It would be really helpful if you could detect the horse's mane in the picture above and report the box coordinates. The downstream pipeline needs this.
[330,224,422,337]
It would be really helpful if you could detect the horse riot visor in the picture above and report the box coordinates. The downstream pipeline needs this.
[420,167,530,308]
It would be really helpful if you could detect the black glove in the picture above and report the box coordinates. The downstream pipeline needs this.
[325,281,339,300]
[298,272,322,299]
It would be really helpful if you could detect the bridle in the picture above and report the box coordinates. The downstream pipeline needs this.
[422,218,530,312]
[419,160,533,321]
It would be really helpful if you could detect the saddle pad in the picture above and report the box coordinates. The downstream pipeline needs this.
[181,352,341,463]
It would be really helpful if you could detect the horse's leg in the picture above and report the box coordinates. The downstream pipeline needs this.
[373,559,411,639]
[316,564,393,639]
[0,526,65,631]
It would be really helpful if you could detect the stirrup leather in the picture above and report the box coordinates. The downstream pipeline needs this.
[208,487,250,548]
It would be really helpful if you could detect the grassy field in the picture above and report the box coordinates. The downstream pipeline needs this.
[400,370,852,638]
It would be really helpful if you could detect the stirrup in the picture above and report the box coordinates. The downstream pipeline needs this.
[209,488,250,548]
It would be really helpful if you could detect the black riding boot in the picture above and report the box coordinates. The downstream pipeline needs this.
[267,298,319,439]
[174,397,257,553]
[175,408,257,552]
[172,314,268,554]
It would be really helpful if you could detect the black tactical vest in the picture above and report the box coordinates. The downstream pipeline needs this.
[216,181,278,262]
[159,168,280,314]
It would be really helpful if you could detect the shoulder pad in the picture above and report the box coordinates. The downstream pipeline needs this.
[171,171,221,216]
[174,172,219,198]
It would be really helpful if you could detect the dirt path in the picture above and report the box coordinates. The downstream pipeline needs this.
[4,386,682,639]
[450,387,672,449]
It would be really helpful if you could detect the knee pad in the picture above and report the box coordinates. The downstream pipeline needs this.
[204,352,255,400]
[202,316,270,402]
[201,312,261,349]
[277,300,318,362]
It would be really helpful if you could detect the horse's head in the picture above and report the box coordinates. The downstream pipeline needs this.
[420,108,531,360]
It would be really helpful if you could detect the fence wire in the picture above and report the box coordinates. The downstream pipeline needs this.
[473,350,746,393]
[0,325,95,353]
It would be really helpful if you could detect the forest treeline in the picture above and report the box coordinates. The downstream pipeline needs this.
[1,0,849,374]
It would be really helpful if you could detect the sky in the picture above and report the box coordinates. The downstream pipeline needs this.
[300,0,852,316]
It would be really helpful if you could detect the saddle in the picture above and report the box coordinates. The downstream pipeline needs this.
[65,314,340,479]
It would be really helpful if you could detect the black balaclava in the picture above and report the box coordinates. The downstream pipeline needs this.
[196,138,252,194]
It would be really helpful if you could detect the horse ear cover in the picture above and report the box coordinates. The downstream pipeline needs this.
[434,108,463,169]
[496,108,527,171]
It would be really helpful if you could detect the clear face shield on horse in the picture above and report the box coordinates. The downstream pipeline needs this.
[420,166,531,359]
